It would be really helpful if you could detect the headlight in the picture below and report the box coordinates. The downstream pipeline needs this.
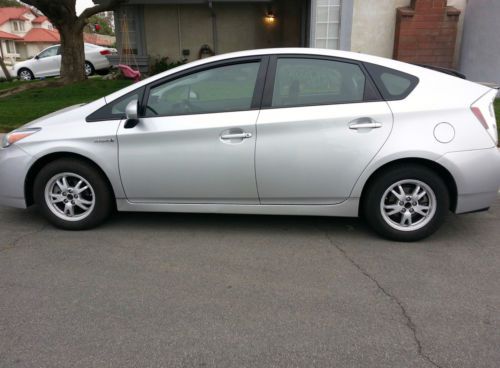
[1,128,41,149]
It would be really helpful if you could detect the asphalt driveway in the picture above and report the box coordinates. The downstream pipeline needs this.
[0,195,499,368]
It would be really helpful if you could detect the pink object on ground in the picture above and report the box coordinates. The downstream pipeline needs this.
[117,64,141,82]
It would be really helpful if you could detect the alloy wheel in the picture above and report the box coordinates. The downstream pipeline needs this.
[44,173,95,222]
[380,179,437,232]
[19,70,32,81]
[85,63,93,76]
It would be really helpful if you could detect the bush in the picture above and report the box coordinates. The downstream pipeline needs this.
[149,56,186,76]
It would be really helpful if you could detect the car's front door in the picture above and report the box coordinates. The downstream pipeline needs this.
[32,46,60,77]
[256,56,394,205]
[117,58,267,204]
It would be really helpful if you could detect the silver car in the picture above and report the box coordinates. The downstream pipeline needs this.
[1,48,499,241]
[14,43,114,80]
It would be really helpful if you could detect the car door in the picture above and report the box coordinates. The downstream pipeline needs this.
[33,45,60,77]
[255,56,393,205]
[117,57,268,204]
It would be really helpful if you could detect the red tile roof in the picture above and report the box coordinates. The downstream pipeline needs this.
[0,30,22,40]
[22,28,60,43]
[32,15,48,24]
[0,7,30,26]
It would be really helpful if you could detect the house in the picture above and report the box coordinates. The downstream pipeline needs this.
[0,7,115,64]
[0,7,59,61]
[101,0,469,73]
[459,0,500,92]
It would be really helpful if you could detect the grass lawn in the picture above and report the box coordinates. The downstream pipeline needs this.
[0,79,132,132]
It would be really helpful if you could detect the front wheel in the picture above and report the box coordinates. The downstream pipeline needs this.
[18,68,34,81]
[362,165,449,242]
[34,159,113,230]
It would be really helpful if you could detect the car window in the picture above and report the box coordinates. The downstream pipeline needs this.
[38,46,59,59]
[364,62,419,100]
[144,62,261,117]
[86,88,144,122]
[271,58,366,108]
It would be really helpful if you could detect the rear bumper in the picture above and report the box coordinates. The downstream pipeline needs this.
[91,57,111,71]
[438,147,500,214]
[0,145,31,209]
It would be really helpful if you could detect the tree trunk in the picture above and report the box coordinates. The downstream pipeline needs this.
[59,23,85,84]
[0,42,12,81]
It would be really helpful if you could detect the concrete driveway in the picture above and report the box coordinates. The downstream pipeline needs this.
[0,197,499,368]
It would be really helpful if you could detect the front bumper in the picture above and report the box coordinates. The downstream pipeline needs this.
[0,145,32,209]
[438,147,500,214]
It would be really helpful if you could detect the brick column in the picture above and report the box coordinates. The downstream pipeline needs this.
[393,0,460,68]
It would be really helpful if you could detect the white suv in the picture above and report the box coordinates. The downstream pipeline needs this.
[14,43,115,80]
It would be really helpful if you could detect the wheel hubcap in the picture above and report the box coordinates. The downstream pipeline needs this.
[44,173,95,222]
[85,64,92,76]
[19,71,32,80]
[380,179,437,232]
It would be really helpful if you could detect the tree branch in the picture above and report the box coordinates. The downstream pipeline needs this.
[77,0,125,26]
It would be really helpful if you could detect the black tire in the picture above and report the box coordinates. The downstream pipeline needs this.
[362,165,449,242]
[18,68,34,81]
[33,159,113,230]
[85,61,95,77]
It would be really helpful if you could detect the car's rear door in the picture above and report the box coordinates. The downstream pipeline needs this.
[255,55,393,205]
[117,56,268,204]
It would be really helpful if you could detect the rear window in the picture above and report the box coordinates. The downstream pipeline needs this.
[364,63,419,101]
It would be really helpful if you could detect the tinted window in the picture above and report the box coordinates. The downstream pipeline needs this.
[144,62,261,117]
[364,63,419,100]
[271,58,366,108]
[86,88,144,122]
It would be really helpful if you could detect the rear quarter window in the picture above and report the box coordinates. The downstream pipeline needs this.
[364,62,419,101]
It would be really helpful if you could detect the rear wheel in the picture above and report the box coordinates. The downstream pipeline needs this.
[34,159,113,230]
[18,68,34,81]
[362,165,449,241]
[85,61,94,77]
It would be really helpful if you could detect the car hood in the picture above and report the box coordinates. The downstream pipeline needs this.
[20,103,88,130]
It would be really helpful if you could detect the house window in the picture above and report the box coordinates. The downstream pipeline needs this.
[6,40,16,54]
[118,7,139,55]
[12,20,25,32]
[311,0,342,49]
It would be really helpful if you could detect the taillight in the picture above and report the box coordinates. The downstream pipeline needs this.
[471,106,489,129]
[471,90,498,145]
[100,49,111,55]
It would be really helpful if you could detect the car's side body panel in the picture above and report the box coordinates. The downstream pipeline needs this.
[117,111,261,204]
[115,197,360,217]
[13,99,126,202]
[255,102,393,204]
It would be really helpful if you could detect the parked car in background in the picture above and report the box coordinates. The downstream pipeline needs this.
[14,43,116,80]
[1,48,499,241]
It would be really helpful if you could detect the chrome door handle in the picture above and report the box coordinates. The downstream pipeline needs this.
[220,132,252,140]
[349,120,383,130]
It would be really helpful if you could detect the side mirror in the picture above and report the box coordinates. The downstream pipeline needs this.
[124,99,140,129]
[34,55,40,60]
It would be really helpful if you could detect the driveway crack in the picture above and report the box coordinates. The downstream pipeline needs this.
[323,230,443,368]
[0,224,48,254]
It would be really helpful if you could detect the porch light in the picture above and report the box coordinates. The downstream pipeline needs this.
[264,12,276,24]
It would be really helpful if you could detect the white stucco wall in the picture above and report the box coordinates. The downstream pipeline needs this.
[350,0,467,64]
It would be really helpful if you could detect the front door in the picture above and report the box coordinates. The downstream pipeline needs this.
[118,59,266,204]
[256,56,393,204]
[33,45,60,77]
